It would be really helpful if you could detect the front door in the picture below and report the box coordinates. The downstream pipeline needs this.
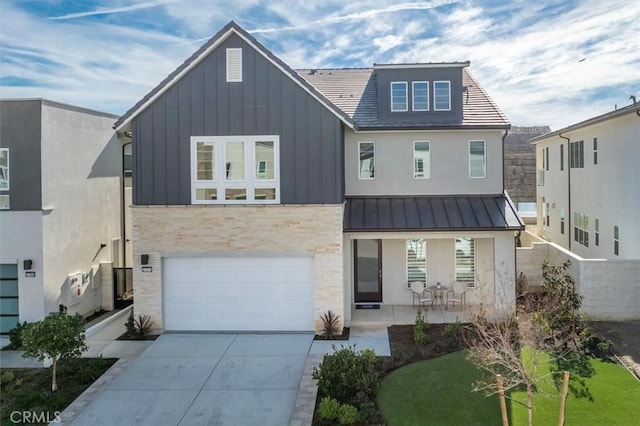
[354,239,382,303]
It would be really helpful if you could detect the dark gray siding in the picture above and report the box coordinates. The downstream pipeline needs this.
[132,33,344,205]
[0,100,42,211]
[376,67,464,124]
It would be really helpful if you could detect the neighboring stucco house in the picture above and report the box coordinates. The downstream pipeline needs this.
[531,101,640,260]
[115,21,523,333]
[0,99,126,333]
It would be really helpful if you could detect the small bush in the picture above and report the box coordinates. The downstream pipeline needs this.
[414,308,430,345]
[516,272,528,296]
[337,404,360,425]
[318,396,340,420]
[1,371,15,386]
[320,310,341,339]
[126,313,154,340]
[312,345,380,404]
[8,321,31,349]
[443,317,462,338]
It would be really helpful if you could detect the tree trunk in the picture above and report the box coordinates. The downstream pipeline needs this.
[52,357,58,392]
[526,383,533,426]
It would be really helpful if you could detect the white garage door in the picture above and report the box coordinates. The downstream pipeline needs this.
[163,257,314,331]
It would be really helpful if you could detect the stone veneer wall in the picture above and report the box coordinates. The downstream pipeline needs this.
[131,204,344,332]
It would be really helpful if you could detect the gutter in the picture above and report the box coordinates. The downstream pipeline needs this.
[559,133,571,251]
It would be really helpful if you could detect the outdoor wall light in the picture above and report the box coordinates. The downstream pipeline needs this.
[23,259,33,270]
[141,254,149,265]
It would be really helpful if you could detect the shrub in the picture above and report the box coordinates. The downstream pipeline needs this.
[337,404,360,425]
[516,272,528,297]
[126,313,154,340]
[414,308,430,345]
[8,321,31,349]
[319,310,341,339]
[443,317,462,338]
[0,370,15,386]
[312,345,380,404]
[317,396,340,420]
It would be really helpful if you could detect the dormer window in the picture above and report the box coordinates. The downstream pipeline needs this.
[390,82,408,112]
[412,81,429,111]
[434,81,451,111]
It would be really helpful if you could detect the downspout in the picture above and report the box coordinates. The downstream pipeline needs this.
[559,133,570,251]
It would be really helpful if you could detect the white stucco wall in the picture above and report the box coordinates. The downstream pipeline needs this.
[344,129,505,196]
[535,111,640,259]
[0,211,45,322]
[39,104,121,317]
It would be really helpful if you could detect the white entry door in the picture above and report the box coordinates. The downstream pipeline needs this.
[162,256,314,331]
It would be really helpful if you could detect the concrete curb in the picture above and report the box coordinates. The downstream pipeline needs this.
[85,305,133,338]
[290,354,323,426]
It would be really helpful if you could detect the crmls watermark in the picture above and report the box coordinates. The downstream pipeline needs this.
[10,411,61,424]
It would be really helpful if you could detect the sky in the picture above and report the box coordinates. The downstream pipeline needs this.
[0,0,638,130]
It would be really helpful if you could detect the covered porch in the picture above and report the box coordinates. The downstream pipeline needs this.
[350,304,472,326]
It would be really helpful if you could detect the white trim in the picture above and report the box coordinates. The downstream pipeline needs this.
[358,141,375,180]
[390,81,408,112]
[0,148,9,191]
[116,27,354,131]
[411,81,429,111]
[374,62,470,69]
[433,80,451,111]
[226,48,243,82]
[190,135,280,204]
[413,140,430,179]
[469,139,486,178]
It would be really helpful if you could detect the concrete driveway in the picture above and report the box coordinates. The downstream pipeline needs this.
[71,333,314,426]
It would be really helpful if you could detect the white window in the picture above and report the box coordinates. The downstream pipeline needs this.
[390,82,408,112]
[359,142,375,179]
[614,225,619,256]
[407,239,427,288]
[413,141,430,179]
[469,140,486,178]
[433,81,451,111]
[191,135,279,204]
[595,218,599,246]
[412,81,429,111]
[226,48,242,82]
[573,212,589,247]
[570,140,584,168]
[455,238,475,286]
[593,137,598,165]
[0,148,8,190]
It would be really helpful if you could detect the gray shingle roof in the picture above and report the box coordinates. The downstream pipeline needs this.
[297,67,510,129]
[344,194,524,232]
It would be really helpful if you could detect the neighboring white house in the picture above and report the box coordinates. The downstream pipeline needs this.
[0,99,127,333]
[531,101,640,260]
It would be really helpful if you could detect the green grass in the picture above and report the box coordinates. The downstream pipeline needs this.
[378,350,640,426]
[509,353,640,426]
[377,351,501,426]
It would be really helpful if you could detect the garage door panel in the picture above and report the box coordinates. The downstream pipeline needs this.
[163,257,314,331]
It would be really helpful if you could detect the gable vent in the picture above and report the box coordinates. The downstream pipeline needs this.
[226,48,242,82]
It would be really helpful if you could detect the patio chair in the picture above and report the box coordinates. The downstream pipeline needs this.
[446,281,467,310]
[410,281,433,308]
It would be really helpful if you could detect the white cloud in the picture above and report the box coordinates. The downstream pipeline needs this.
[49,0,178,20]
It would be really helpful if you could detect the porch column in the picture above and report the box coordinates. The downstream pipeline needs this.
[493,232,517,317]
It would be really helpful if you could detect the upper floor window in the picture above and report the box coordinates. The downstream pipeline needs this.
[412,81,429,111]
[574,212,589,247]
[469,140,486,178]
[0,148,8,190]
[191,135,279,204]
[413,141,430,179]
[593,137,598,165]
[560,144,564,171]
[407,239,427,288]
[560,208,565,235]
[570,140,584,168]
[226,48,242,82]
[545,147,549,171]
[390,82,408,112]
[613,225,619,256]
[455,238,475,287]
[359,142,375,179]
[433,81,451,111]
[595,218,600,246]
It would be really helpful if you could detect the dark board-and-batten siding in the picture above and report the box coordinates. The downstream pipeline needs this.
[132,33,344,206]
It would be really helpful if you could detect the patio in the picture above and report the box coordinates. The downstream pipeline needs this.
[350,304,470,327]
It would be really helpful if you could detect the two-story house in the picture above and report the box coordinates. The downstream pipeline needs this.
[114,21,523,333]
[531,101,640,259]
[0,99,127,333]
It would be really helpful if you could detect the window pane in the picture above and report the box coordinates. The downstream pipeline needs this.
[412,82,429,111]
[0,194,9,209]
[469,140,485,178]
[254,188,276,200]
[414,141,430,178]
[195,188,217,201]
[614,225,619,239]
[434,81,450,110]
[0,149,8,189]
[359,142,375,179]
[391,82,407,111]
[225,141,245,180]
[456,238,475,285]
[196,142,215,180]
[225,188,246,200]
[407,239,426,285]
[255,141,274,180]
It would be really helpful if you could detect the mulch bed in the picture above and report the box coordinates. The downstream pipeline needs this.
[116,332,160,341]
[314,327,350,341]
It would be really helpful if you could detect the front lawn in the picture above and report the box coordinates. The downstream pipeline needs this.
[0,358,116,426]
[378,350,640,426]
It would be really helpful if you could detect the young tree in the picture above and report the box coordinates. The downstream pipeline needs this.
[22,313,88,391]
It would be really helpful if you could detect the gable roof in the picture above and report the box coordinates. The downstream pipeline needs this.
[297,67,510,130]
[114,21,355,131]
